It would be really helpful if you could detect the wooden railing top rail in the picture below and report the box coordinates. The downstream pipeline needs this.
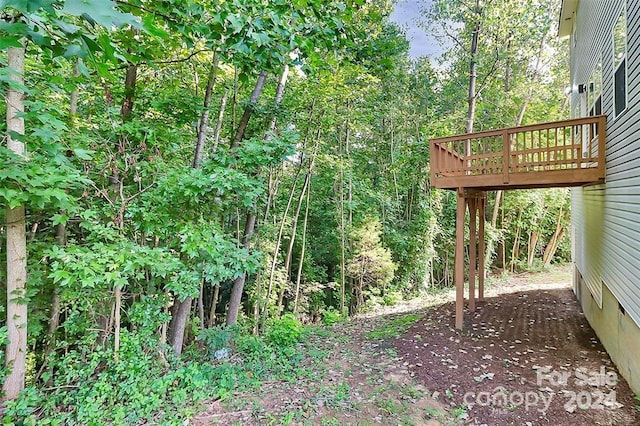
[430,115,607,144]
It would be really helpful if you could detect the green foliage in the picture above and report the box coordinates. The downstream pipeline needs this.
[321,308,343,326]
[0,145,88,213]
[265,314,303,347]
[365,314,422,340]
[197,325,239,357]
[4,347,229,424]
[382,291,403,306]
[234,334,266,356]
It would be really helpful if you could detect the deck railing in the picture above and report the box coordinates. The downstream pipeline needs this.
[430,115,606,189]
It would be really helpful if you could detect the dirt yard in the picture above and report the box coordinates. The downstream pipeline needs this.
[193,266,640,425]
[396,266,639,425]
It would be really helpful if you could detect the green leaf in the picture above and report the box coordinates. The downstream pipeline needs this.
[61,0,140,29]
[0,35,24,49]
[51,213,69,226]
[72,148,94,160]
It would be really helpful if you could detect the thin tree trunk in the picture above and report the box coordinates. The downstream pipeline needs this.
[230,71,268,149]
[197,279,205,327]
[293,179,311,314]
[111,60,138,358]
[212,90,228,152]
[491,190,502,227]
[43,58,79,358]
[285,167,312,278]
[264,66,297,313]
[338,149,347,314]
[4,44,27,400]
[113,286,122,361]
[170,60,222,353]
[465,0,481,136]
[543,203,565,266]
[510,209,523,272]
[231,67,238,132]
[193,55,219,168]
[268,64,289,131]
[208,284,220,327]
[501,203,506,271]
[277,167,312,311]
[120,63,137,121]
[69,59,81,124]
[227,66,289,326]
[266,174,299,306]
[160,293,169,346]
[527,230,540,267]
[543,229,565,267]
[345,119,353,228]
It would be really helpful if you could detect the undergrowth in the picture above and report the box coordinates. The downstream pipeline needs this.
[365,314,422,340]
[2,316,310,424]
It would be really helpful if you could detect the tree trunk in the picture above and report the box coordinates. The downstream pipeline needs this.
[170,60,222,353]
[230,71,268,149]
[543,203,565,266]
[120,63,137,121]
[491,190,502,228]
[193,56,219,168]
[227,66,289,326]
[266,173,300,307]
[293,179,311,314]
[338,149,347,313]
[510,209,523,272]
[4,44,27,400]
[192,53,218,169]
[43,59,78,359]
[527,231,540,267]
[113,286,122,360]
[212,90,228,153]
[197,278,205,327]
[208,284,220,327]
[543,229,565,267]
[268,64,289,132]
[277,168,311,311]
[169,297,193,355]
[226,213,256,326]
[465,0,481,136]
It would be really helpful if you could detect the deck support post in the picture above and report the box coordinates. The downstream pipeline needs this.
[478,195,486,301]
[468,198,477,311]
[455,188,466,330]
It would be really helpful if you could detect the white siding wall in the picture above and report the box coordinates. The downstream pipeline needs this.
[572,0,640,327]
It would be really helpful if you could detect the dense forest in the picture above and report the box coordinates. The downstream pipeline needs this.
[1,0,571,422]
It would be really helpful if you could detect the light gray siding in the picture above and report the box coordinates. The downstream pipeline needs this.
[571,0,640,327]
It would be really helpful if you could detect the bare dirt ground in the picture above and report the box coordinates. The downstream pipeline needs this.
[193,265,640,425]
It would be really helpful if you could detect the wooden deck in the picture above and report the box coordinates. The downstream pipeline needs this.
[429,115,607,329]
[430,116,606,191]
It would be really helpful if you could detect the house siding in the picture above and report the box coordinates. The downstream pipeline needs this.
[571,0,640,393]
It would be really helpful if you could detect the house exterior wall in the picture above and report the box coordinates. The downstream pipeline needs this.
[570,0,640,394]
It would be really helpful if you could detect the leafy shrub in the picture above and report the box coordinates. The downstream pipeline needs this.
[234,334,266,356]
[197,325,238,359]
[321,308,342,326]
[383,291,403,306]
[265,314,303,347]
